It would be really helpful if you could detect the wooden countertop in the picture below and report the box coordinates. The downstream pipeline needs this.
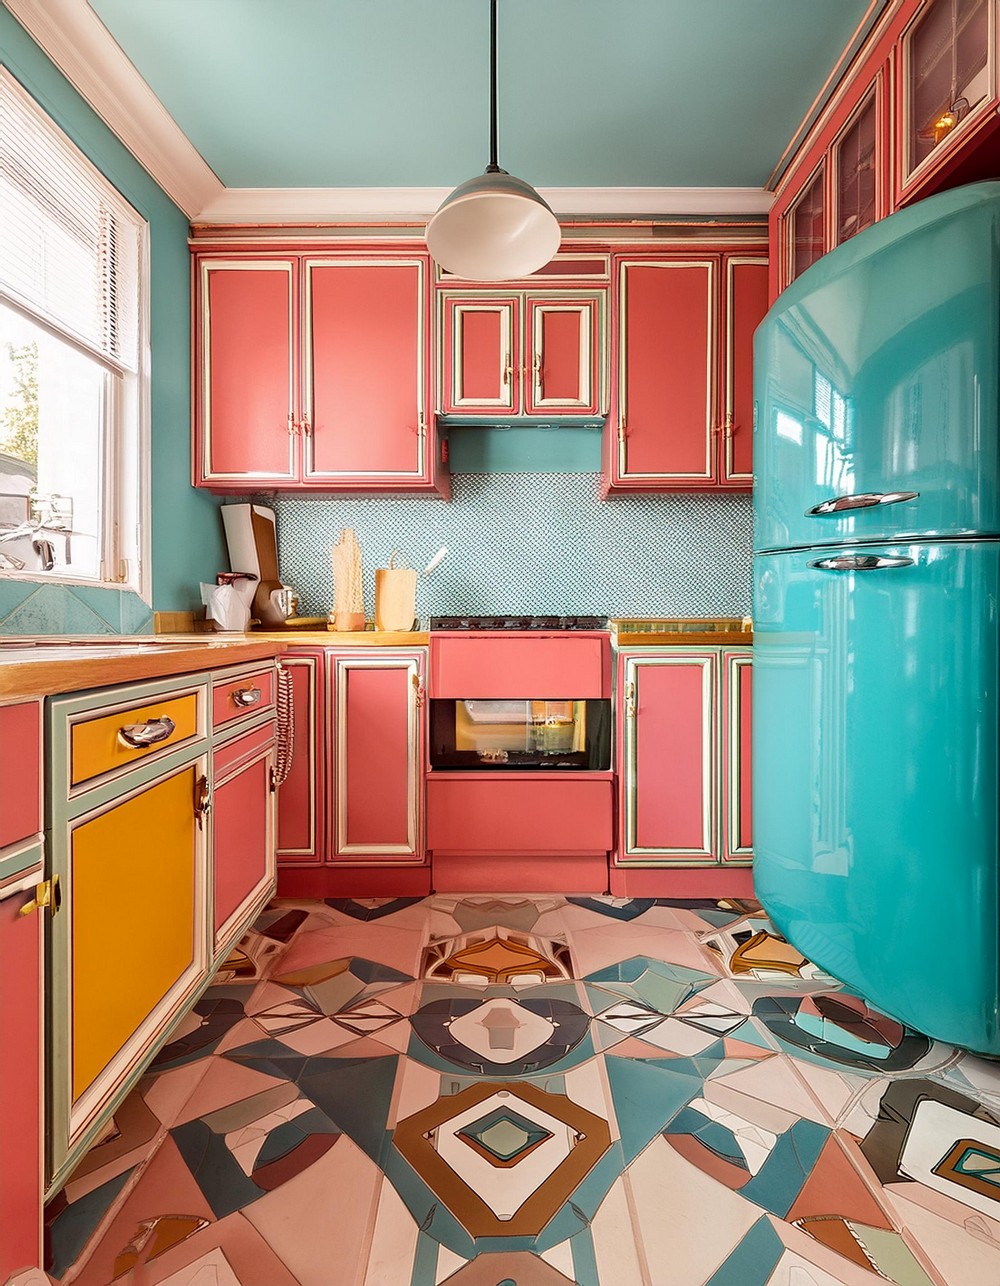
[246,630,430,646]
[0,636,285,701]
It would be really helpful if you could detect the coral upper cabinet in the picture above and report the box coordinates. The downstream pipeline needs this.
[194,253,446,494]
[439,291,605,418]
[606,253,768,491]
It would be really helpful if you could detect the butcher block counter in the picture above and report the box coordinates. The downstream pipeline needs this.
[0,635,285,700]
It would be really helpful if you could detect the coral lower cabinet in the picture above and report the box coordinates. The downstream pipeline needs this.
[46,663,277,1192]
[0,700,44,1282]
[613,648,752,895]
[193,252,446,494]
[276,647,428,894]
[605,253,768,491]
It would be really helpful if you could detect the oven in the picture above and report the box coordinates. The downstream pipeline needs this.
[430,697,611,769]
[425,620,615,892]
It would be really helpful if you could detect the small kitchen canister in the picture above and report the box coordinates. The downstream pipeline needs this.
[375,552,417,631]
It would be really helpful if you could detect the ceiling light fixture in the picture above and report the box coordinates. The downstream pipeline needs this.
[425,0,560,281]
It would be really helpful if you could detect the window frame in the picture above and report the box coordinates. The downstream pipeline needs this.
[0,68,151,604]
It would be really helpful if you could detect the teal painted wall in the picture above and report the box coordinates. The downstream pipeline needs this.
[0,9,225,635]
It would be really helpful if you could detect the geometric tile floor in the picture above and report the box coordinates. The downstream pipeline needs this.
[46,895,1000,1285]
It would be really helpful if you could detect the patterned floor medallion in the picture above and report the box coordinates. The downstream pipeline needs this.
[48,895,1000,1286]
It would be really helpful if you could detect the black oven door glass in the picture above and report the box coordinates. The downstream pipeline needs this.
[430,699,611,770]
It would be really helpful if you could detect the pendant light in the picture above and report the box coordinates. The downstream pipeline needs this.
[425,0,560,281]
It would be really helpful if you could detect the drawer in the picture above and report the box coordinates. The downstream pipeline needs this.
[70,692,200,787]
[431,635,610,698]
[427,774,614,852]
[212,666,275,729]
[0,701,41,848]
[214,719,275,781]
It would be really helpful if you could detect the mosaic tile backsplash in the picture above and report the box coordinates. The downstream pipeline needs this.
[269,474,752,619]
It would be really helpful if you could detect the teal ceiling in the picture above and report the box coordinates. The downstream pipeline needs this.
[88,0,870,189]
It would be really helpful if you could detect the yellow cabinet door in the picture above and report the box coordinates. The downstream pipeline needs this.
[69,763,206,1108]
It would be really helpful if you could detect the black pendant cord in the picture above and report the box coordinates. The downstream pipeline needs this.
[486,0,501,173]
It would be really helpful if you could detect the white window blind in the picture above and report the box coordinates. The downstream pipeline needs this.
[0,68,142,372]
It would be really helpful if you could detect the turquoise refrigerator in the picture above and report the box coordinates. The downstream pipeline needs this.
[753,182,1000,1054]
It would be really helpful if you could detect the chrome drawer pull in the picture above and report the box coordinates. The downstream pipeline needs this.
[231,685,262,707]
[809,554,915,572]
[118,715,176,748]
[807,490,918,516]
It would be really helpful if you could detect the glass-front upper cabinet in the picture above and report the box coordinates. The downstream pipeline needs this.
[902,0,994,188]
[833,87,879,246]
[788,163,827,285]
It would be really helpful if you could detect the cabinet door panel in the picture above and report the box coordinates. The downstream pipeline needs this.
[332,656,422,860]
[305,260,426,479]
[617,260,715,483]
[723,258,768,485]
[443,298,519,414]
[526,297,601,415]
[722,651,753,863]
[622,655,716,861]
[214,741,274,948]
[276,653,325,863]
[199,261,297,482]
[0,701,40,848]
[0,862,43,1279]
[70,766,200,1103]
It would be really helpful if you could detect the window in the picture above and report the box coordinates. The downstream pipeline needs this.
[0,69,148,594]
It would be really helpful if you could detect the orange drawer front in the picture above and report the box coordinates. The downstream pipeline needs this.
[212,667,275,728]
[70,692,199,787]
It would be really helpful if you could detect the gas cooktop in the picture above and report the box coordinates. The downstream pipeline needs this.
[430,616,607,631]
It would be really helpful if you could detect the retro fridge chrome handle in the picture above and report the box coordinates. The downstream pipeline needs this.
[809,554,915,571]
[806,490,918,516]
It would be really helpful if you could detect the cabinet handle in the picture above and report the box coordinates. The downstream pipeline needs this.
[533,352,542,385]
[411,673,425,708]
[231,685,262,708]
[287,413,298,436]
[195,774,212,830]
[298,418,312,436]
[807,490,919,516]
[723,413,735,439]
[502,357,512,386]
[624,681,636,720]
[18,875,60,918]
[118,715,176,749]
[418,414,427,439]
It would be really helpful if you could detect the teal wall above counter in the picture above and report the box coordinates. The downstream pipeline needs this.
[0,9,226,634]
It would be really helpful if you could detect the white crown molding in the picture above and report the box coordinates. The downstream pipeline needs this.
[4,0,223,218]
[195,186,774,224]
[4,1,772,226]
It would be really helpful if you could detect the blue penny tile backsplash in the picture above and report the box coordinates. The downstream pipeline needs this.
[266,473,752,619]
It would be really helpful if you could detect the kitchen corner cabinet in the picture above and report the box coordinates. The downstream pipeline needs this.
[329,651,425,862]
[605,253,767,492]
[0,700,44,1282]
[194,253,447,495]
[616,648,752,866]
[438,290,606,418]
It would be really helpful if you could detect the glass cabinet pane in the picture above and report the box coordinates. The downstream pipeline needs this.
[835,93,877,245]
[908,0,990,176]
[790,165,826,283]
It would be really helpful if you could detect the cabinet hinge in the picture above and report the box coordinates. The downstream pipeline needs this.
[19,875,61,918]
